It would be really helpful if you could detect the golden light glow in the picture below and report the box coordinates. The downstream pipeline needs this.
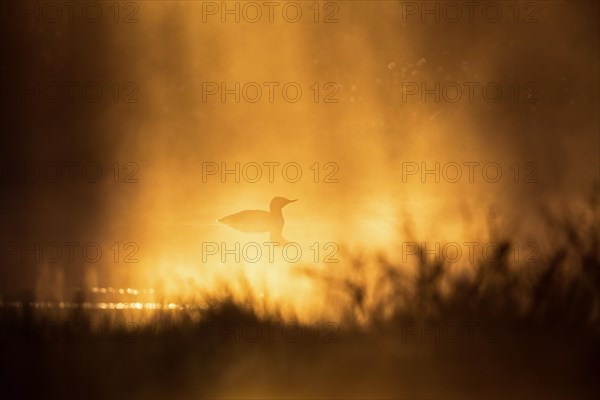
[23,1,598,324]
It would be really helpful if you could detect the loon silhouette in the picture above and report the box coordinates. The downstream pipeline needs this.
[218,197,297,243]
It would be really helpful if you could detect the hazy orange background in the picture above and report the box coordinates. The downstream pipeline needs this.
[1,1,598,321]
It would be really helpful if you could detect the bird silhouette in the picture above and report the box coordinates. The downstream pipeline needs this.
[218,197,297,243]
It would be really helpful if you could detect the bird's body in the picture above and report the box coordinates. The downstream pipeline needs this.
[218,197,296,243]
[218,209,281,233]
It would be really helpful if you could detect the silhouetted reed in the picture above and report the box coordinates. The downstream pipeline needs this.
[1,197,599,398]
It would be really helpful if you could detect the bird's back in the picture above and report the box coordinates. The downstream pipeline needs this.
[218,209,276,233]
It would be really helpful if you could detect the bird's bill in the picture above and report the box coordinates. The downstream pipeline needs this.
[287,199,298,203]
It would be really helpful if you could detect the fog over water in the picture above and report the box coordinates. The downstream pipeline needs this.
[1,1,598,320]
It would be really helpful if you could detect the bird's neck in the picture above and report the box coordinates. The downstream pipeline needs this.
[269,207,284,218]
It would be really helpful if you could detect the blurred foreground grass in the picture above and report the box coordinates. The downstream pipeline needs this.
[1,199,599,399]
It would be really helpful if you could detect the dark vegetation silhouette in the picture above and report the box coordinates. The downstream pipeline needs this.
[1,193,599,399]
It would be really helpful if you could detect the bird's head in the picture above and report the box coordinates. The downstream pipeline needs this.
[270,196,297,211]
